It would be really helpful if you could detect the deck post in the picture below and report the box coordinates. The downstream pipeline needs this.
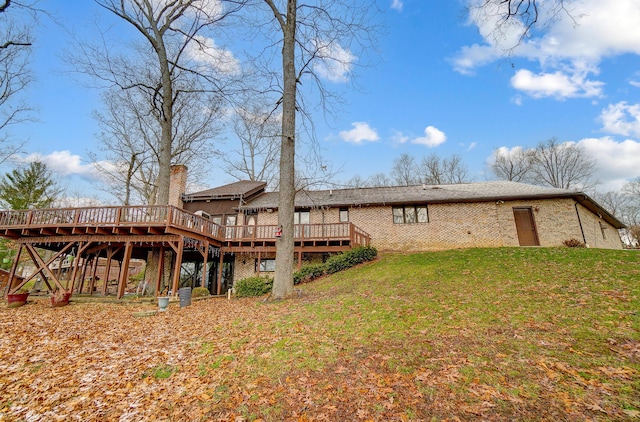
[200,241,209,288]
[216,252,224,295]
[103,248,115,295]
[5,244,23,297]
[171,236,184,296]
[68,241,84,294]
[116,242,133,299]
[153,247,165,295]
[170,238,184,296]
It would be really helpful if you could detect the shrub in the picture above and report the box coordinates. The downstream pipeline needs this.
[235,276,273,297]
[563,238,586,248]
[293,264,326,285]
[325,246,377,274]
[192,286,209,297]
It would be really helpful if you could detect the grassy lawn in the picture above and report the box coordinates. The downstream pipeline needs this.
[0,247,638,421]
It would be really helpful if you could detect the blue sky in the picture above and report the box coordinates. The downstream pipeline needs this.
[6,0,640,204]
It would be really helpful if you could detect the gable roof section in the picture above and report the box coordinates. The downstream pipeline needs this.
[182,180,267,202]
[239,181,625,229]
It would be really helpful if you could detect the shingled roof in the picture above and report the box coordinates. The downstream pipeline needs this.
[238,181,625,229]
[182,180,266,202]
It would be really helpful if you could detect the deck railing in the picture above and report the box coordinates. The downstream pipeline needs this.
[0,206,370,246]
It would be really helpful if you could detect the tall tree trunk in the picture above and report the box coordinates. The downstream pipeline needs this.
[272,0,297,299]
[155,40,174,206]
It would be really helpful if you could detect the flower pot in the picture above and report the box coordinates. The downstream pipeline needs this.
[157,296,170,312]
[51,292,71,307]
[7,292,29,308]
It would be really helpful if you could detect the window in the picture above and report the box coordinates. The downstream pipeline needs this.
[339,208,349,222]
[225,215,237,238]
[599,221,607,240]
[294,210,310,224]
[392,205,428,224]
[294,210,310,237]
[257,259,276,272]
[211,215,223,225]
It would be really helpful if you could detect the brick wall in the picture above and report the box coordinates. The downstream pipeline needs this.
[576,203,624,249]
[169,165,188,208]
[251,197,622,251]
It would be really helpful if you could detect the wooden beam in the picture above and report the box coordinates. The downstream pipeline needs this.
[5,244,23,296]
[199,241,209,288]
[155,246,165,296]
[170,238,184,296]
[68,241,85,293]
[17,234,180,245]
[217,253,224,295]
[116,242,133,299]
[23,244,67,293]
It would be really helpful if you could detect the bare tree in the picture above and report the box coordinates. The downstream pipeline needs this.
[490,139,596,190]
[73,0,243,205]
[420,153,471,185]
[91,85,222,205]
[391,153,419,186]
[622,178,640,245]
[344,174,366,188]
[215,98,280,188]
[0,1,38,163]
[469,0,571,49]
[490,146,535,182]
[530,138,596,190]
[259,0,378,299]
[366,172,392,187]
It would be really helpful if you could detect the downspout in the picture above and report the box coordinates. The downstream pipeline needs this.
[574,202,587,246]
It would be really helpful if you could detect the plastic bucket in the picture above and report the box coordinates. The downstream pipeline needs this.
[178,287,192,308]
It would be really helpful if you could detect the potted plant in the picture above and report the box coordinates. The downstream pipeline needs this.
[7,289,29,308]
[157,287,170,312]
[50,290,71,307]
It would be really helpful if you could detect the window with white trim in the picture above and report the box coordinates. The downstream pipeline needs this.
[339,208,349,222]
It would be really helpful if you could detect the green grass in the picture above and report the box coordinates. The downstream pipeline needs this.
[223,247,639,419]
[142,364,177,379]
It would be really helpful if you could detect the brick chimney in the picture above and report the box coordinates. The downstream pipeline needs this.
[168,164,188,208]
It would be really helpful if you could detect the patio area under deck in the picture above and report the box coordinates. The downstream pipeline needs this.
[0,205,370,299]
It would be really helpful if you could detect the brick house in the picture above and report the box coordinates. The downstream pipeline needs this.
[181,180,624,283]
[0,170,624,298]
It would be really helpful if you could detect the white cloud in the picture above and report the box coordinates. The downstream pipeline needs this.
[577,137,640,190]
[391,130,409,145]
[339,122,379,144]
[391,0,403,12]
[186,35,241,75]
[412,126,447,147]
[20,151,112,182]
[451,44,499,75]
[599,102,640,138]
[455,0,640,99]
[510,69,604,99]
[312,39,356,83]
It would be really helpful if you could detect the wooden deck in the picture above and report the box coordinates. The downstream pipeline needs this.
[0,205,371,250]
[0,205,370,298]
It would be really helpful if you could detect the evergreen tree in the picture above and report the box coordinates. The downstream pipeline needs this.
[0,161,60,209]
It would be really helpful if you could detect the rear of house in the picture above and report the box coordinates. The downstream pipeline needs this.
[181,180,623,284]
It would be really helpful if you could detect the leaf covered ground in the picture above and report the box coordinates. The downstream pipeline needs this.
[0,247,639,421]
